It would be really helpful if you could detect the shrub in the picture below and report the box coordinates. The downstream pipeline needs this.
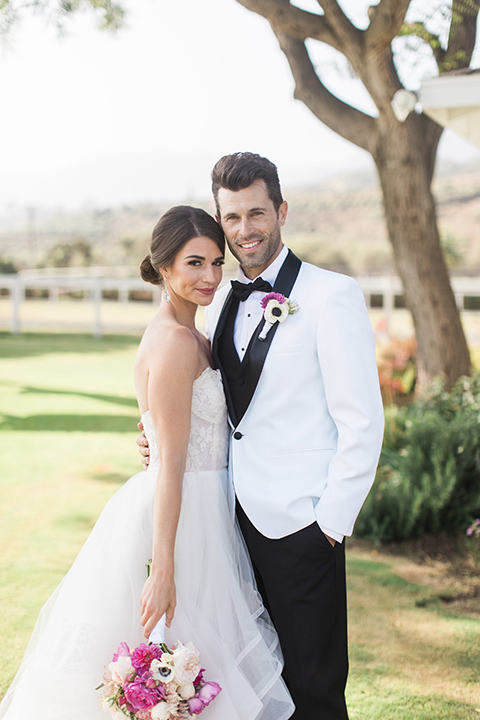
[355,374,480,542]
[377,338,416,406]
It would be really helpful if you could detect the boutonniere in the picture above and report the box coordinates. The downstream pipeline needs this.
[258,292,299,341]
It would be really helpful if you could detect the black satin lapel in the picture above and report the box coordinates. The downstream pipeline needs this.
[238,250,302,424]
[212,288,239,427]
[212,288,234,363]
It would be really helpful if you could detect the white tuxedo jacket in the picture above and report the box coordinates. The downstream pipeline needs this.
[206,259,384,540]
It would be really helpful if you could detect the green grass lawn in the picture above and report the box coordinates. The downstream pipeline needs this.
[0,332,142,701]
[0,331,479,716]
[345,554,480,718]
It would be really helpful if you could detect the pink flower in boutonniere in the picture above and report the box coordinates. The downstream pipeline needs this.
[258,292,299,340]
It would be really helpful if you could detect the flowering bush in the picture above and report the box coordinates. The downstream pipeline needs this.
[355,373,480,542]
[377,338,417,406]
[417,373,480,420]
[99,641,221,720]
[466,518,480,538]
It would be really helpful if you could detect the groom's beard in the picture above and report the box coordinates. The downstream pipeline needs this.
[226,223,282,273]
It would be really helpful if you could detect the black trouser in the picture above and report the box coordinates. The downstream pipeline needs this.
[236,502,349,720]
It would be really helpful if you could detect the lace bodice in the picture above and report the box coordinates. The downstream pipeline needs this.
[142,367,229,474]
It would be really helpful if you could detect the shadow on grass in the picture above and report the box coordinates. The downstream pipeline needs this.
[0,414,137,432]
[0,332,141,359]
[18,384,138,409]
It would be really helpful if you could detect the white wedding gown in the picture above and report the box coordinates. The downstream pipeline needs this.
[0,367,294,720]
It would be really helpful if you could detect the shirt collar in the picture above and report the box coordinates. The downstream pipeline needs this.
[236,244,289,286]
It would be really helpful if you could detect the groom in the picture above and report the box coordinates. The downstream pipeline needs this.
[140,152,384,719]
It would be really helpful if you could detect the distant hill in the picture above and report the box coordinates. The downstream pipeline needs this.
[1,159,480,276]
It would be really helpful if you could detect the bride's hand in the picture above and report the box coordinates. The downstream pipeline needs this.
[136,421,150,470]
[140,570,176,639]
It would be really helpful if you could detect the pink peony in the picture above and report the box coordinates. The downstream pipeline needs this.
[131,643,163,675]
[123,676,162,714]
[187,682,221,715]
[112,642,131,662]
[187,696,205,715]
[198,681,222,706]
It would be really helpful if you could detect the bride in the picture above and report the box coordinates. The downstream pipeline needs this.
[0,206,294,720]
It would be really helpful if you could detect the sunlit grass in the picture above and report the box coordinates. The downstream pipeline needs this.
[346,554,480,716]
[0,332,479,718]
[0,332,142,699]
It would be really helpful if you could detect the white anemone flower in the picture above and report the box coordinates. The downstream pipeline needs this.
[258,293,299,340]
[264,299,289,324]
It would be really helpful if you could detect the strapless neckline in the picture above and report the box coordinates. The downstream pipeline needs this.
[141,366,228,474]
[141,366,220,422]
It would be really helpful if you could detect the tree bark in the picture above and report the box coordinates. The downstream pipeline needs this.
[236,0,477,388]
[373,114,471,388]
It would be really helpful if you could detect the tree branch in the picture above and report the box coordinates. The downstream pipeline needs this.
[444,0,480,71]
[235,0,342,50]
[316,0,364,55]
[398,22,446,67]
[366,0,412,50]
[273,27,377,153]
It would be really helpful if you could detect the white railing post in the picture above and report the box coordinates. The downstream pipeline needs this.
[11,276,22,335]
[92,279,102,338]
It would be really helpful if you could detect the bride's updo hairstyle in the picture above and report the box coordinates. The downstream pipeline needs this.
[140,206,225,286]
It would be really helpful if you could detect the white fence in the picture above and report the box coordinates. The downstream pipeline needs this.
[1,271,480,338]
[0,273,163,337]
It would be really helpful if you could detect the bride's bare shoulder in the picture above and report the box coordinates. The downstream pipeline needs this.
[136,316,197,373]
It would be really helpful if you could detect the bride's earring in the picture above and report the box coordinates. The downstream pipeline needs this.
[163,280,170,303]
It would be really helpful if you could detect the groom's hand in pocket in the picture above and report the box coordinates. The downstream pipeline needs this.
[136,421,150,470]
[324,533,336,547]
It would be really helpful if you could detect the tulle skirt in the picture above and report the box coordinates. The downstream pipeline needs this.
[0,466,294,720]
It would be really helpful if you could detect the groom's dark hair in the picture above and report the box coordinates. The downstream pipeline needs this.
[211,152,284,218]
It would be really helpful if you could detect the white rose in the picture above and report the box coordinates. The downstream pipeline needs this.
[178,682,195,700]
[151,701,172,720]
[172,642,201,685]
[107,656,134,684]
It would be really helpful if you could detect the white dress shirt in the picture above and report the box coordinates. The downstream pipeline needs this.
[233,244,289,361]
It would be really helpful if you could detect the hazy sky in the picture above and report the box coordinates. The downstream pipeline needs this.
[1,0,479,212]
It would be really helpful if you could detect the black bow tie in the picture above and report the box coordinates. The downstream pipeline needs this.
[230,278,273,302]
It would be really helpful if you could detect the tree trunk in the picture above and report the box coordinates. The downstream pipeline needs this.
[373,115,471,389]
[235,0,476,389]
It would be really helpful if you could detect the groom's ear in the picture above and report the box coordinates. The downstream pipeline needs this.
[278,201,288,227]
[215,213,221,224]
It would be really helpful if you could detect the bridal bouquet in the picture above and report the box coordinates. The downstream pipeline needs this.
[99,640,221,720]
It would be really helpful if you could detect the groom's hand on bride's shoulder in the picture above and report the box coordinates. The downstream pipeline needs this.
[136,421,150,470]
